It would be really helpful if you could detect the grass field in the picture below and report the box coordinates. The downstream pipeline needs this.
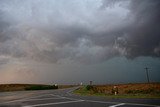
[0,84,75,92]
[74,83,160,98]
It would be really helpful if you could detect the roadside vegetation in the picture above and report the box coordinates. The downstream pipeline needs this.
[0,84,75,92]
[25,85,58,90]
[74,83,160,98]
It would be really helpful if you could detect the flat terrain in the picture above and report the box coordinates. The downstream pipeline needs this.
[0,87,160,107]
[92,83,160,94]
[75,83,160,98]
[0,84,74,92]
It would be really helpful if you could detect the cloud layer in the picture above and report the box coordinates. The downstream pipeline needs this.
[0,0,160,65]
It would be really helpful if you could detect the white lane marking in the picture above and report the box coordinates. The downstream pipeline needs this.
[109,103,125,107]
[67,87,80,94]
[20,97,63,102]
[50,94,84,101]
[85,100,118,104]
[50,94,63,97]
[1,92,159,107]
[66,92,73,96]
[25,94,58,99]
[66,89,74,95]
[0,97,63,104]
[23,100,84,107]
[0,94,60,104]
[125,102,160,107]
[85,100,159,107]
[0,94,82,105]
[58,96,82,100]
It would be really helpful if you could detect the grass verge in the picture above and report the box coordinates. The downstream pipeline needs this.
[74,85,160,99]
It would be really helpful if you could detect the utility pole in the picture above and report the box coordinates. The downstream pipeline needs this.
[144,67,150,83]
[90,81,92,85]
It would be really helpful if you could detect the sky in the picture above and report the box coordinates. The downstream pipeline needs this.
[0,0,160,85]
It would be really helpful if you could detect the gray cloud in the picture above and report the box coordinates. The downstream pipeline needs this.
[0,0,160,65]
[125,0,160,58]
[99,0,160,59]
[0,11,11,42]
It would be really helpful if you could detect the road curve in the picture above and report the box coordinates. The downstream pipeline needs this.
[0,87,160,107]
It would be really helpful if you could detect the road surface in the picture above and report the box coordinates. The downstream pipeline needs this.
[0,87,160,107]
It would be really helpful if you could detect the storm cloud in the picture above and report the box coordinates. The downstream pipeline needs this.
[0,0,160,64]
[0,0,160,84]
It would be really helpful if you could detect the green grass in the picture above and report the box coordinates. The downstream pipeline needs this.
[74,86,160,99]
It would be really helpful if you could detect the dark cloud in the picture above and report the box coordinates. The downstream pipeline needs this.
[0,0,160,65]
[99,0,160,59]
[0,0,160,84]
[121,0,160,58]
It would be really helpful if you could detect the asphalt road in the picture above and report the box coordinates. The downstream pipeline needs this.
[0,87,160,107]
